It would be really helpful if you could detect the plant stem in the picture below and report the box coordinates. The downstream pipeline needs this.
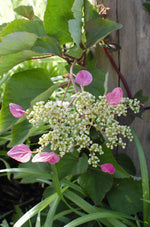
[70,60,78,94]
[102,46,132,99]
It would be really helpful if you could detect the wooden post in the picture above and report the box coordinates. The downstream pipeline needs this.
[89,0,150,175]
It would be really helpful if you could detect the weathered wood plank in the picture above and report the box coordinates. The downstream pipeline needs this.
[89,0,150,175]
[117,0,150,175]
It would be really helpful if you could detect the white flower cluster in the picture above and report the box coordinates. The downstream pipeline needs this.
[26,92,140,167]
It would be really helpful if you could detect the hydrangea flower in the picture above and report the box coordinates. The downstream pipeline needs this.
[101,163,115,174]
[32,152,60,164]
[106,87,123,105]
[75,70,93,86]
[9,103,25,118]
[7,144,32,163]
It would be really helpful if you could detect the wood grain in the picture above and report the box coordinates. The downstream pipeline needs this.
[89,0,150,175]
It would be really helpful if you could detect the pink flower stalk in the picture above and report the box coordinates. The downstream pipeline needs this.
[101,163,115,174]
[9,103,25,118]
[75,70,93,86]
[8,144,32,163]
[32,152,60,164]
[106,87,123,105]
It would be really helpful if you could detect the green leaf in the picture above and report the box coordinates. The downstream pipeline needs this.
[13,191,61,227]
[64,190,134,227]
[31,83,61,106]
[0,19,46,37]
[35,212,41,227]
[44,0,74,45]
[100,145,130,178]
[143,2,150,14]
[0,167,51,179]
[116,153,136,175]
[64,212,136,227]
[0,158,11,180]
[134,89,149,103]
[8,119,32,147]
[78,168,113,205]
[31,36,62,56]
[14,5,34,20]
[68,0,83,47]
[0,219,9,227]
[0,32,38,56]
[107,178,143,215]
[57,153,88,180]
[0,68,53,132]
[85,54,106,97]
[131,127,150,226]
[85,18,122,48]
[84,0,100,23]
[66,45,84,58]
[0,50,40,75]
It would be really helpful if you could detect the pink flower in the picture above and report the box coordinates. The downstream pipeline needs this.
[75,70,93,86]
[9,103,25,118]
[8,144,32,163]
[106,87,123,105]
[101,163,115,174]
[32,152,60,164]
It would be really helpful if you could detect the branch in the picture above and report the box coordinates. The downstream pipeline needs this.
[102,46,132,99]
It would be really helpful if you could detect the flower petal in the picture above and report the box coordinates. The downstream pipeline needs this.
[9,103,25,118]
[106,87,123,105]
[101,163,115,174]
[75,70,93,86]
[8,144,31,163]
[32,152,60,164]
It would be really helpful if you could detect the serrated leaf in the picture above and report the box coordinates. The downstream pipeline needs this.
[85,18,122,47]
[14,5,34,20]
[0,32,37,56]
[107,178,143,215]
[44,0,74,45]
[68,0,83,47]
[57,153,88,180]
[0,19,46,37]
[0,68,53,132]
[78,168,113,205]
[31,36,62,56]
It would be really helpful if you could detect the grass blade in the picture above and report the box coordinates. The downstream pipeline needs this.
[131,127,149,226]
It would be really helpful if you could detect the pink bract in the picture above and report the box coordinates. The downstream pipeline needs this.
[8,144,32,163]
[32,152,60,164]
[101,163,115,174]
[9,103,25,118]
[106,87,123,105]
[75,70,93,86]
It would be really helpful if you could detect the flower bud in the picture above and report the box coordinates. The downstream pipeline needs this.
[75,70,93,86]
[106,87,123,105]
[9,103,25,118]
[101,163,115,174]
[32,152,60,164]
[8,144,31,163]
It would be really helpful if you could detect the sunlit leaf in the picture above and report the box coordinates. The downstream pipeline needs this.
[44,0,74,45]
[68,0,83,47]
[0,68,53,132]
[14,5,34,20]
[0,19,46,37]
